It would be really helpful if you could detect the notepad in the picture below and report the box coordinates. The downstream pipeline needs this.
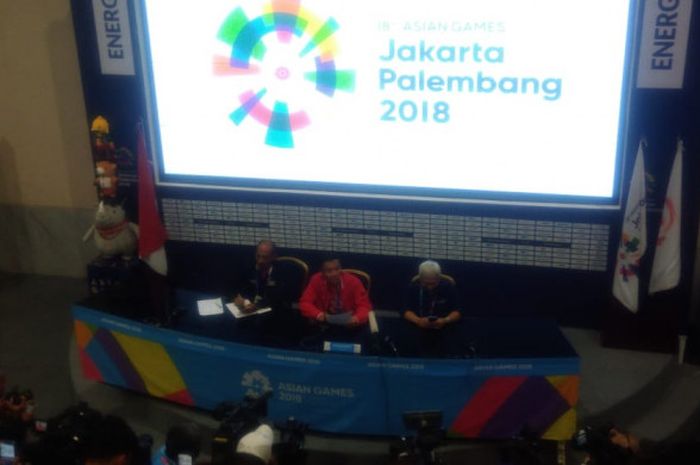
[225,302,272,319]
[197,298,224,316]
[326,312,353,326]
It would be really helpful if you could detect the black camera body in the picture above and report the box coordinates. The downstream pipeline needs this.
[22,402,102,465]
[22,403,152,465]
[211,392,309,465]
[273,419,308,465]
[211,393,272,465]
[391,411,446,465]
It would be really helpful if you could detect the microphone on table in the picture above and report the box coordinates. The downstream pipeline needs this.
[369,311,379,335]
[368,311,381,355]
[368,311,399,356]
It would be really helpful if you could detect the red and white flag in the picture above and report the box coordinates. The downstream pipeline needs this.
[613,141,647,313]
[649,140,683,294]
[137,126,168,275]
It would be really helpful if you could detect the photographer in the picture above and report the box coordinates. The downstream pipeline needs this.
[152,424,202,465]
[0,388,34,447]
[83,415,139,465]
[21,403,151,465]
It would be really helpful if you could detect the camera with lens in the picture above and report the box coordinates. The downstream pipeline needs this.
[390,411,446,465]
[211,392,309,465]
[22,402,102,465]
[273,418,308,465]
[211,392,273,465]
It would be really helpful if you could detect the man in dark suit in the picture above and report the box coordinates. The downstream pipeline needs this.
[234,240,302,347]
[401,260,462,357]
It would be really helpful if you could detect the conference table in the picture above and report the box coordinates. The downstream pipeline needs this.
[72,289,580,440]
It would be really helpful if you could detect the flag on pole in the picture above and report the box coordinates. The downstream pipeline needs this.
[649,139,683,294]
[137,125,168,276]
[613,141,647,312]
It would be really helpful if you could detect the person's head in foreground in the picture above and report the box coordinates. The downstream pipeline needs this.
[234,424,274,465]
[418,260,442,290]
[84,416,138,465]
[255,240,277,272]
[165,423,202,463]
[321,258,342,285]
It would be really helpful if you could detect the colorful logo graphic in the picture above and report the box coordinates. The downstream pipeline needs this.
[214,0,356,149]
[617,233,642,282]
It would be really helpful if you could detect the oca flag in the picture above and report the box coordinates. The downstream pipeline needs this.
[613,141,647,313]
[649,140,683,294]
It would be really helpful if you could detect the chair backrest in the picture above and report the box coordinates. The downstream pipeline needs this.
[343,269,371,292]
[276,256,309,297]
[410,273,456,286]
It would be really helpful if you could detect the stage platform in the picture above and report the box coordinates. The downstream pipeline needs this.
[73,289,580,440]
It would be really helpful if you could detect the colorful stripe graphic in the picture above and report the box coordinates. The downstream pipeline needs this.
[74,320,195,406]
[230,90,310,150]
[449,375,579,439]
[299,17,339,57]
[270,0,302,42]
[230,89,269,125]
[213,55,260,76]
[266,101,294,148]
[305,57,355,97]
[215,1,355,148]
[217,8,267,61]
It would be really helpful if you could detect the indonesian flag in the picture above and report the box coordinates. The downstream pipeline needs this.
[613,141,647,313]
[649,140,683,294]
[137,126,168,275]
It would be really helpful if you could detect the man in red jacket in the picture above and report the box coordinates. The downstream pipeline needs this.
[300,258,371,328]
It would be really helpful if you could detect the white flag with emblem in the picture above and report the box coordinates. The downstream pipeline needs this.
[613,141,647,312]
[649,140,683,294]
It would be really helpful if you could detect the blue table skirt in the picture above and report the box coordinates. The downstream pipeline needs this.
[72,291,580,439]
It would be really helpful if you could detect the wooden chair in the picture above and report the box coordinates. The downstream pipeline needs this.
[411,273,456,286]
[276,256,310,298]
[344,268,371,292]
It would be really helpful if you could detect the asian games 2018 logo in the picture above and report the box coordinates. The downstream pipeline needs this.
[214,0,356,149]
[241,370,272,398]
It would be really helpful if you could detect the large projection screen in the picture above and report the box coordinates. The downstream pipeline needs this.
[138,0,637,207]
